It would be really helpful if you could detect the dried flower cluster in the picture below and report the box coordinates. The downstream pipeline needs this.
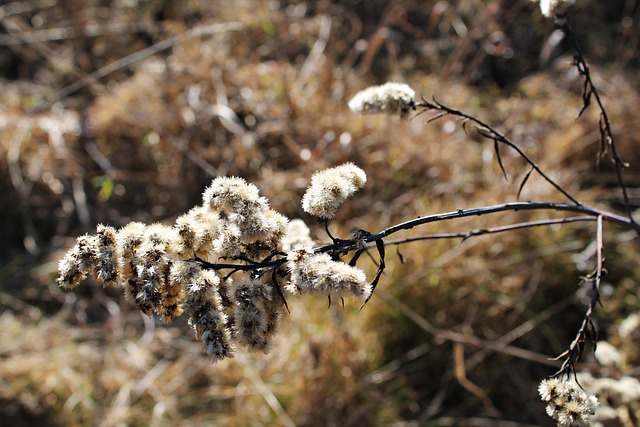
[539,378,599,426]
[58,165,372,361]
[348,82,416,118]
[301,162,367,220]
[285,248,371,300]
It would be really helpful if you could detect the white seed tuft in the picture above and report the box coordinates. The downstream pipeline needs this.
[348,82,415,118]
[539,378,598,426]
[301,163,367,220]
[286,249,371,300]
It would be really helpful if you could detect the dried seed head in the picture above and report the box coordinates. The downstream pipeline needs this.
[185,270,233,361]
[281,219,315,252]
[212,220,243,258]
[129,223,175,315]
[286,249,371,300]
[56,167,375,362]
[57,224,121,289]
[203,176,265,215]
[539,378,598,426]
[234,278,283,353]
[57,234,98,289]
[161,261,203,321]
[115,221,147,278]
[348,82,415,118]
[235,208,289,245]
[95,224,118,285]
[173,206,220,260]
[301,163,367,220]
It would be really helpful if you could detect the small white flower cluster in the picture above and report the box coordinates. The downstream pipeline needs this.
[58,164,373,361]
[531,0,576,17]
[539,378,599,426]
[301,162,367,220]
[348,82,416,118]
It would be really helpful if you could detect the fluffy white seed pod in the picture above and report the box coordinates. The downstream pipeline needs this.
[169,260,201,288]
[285,249,371,300]
[233,278,283,353]
[203,176,267,215]
[301,163,367,220]
[130,223,176,315]
[173,206,220,260]
[348,82,415,118]
[212,220,243,258]
[280,219,316,252]
[538,378,598,426]
[57,224,123,289]
[115,221,147,278]
[161,261,204,321]
[185,269,233,361]
[234,208,289,245]
[57,233,99,289]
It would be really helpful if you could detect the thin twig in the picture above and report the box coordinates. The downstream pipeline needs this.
[382,216,596,246]
[416,98,581,205]
[197,202,637,275]
[554,215,604,379]
[0,22,153,46]
[559,16,635,224]
[366,202,638,243]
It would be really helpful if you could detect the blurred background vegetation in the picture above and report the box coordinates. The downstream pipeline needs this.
[0,0,639,425]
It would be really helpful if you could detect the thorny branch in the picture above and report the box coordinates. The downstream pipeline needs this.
[415,98,582,205]
[383,215,596,246]
[412,30,635,382]
[196,201,637,275]
[195,199,617,372]
[558,15,635,225]
[553,215,604,381]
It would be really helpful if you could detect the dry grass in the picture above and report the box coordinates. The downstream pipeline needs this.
[1,0,639,425]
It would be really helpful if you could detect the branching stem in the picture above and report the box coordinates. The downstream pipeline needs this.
[554,215,604,379]
[415,99,582,205]
[383,215,596,246]
[559,16,635,224]
[197,201,638,273]
[365,201,637,244]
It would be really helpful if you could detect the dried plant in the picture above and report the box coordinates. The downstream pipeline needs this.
[54,5,639,426]
[539,378,599,426]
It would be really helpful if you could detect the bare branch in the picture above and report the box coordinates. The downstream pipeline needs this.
[518,167,535,200]
[367,202,638,243]
[554,215,605,379]
[382,216,597,246]
[559,16,635,225]
[416,99,581,205]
